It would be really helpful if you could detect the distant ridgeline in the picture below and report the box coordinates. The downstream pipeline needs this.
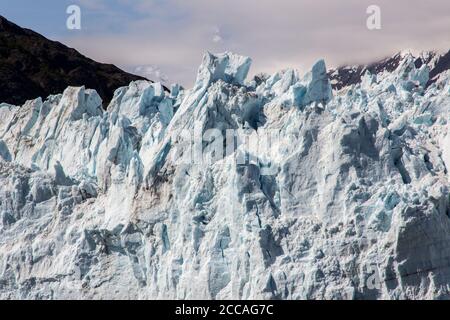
[328,50,450,90]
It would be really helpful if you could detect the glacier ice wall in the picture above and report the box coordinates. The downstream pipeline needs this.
[0,51,450,299]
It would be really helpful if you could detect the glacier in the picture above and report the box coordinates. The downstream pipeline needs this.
[0,51,450,299]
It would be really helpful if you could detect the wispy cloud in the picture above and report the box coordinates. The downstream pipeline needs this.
[212,26,223,44]
[133,65,169,84]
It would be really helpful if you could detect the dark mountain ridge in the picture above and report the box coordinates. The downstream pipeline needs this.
[0,15,148,107]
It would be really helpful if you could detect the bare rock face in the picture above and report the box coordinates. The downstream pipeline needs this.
[0,51,450,299]
[0,15,148,108]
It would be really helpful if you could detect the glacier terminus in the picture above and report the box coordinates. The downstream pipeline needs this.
[0,51,450,300]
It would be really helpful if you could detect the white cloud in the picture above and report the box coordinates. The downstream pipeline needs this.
[212,26,223,43]
[133,65,169,84]
[212,35,222,43]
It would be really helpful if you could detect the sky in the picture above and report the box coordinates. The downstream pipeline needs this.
[1,0,449,86]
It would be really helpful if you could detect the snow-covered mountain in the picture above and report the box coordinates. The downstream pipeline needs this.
[329,50,450,90]
[0,50,450,299]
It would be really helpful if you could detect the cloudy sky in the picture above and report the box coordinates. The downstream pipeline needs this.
[1,0,449,86]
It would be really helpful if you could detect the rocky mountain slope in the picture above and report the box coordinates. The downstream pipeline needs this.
[0,50,449,299]
[0,15,147,107]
